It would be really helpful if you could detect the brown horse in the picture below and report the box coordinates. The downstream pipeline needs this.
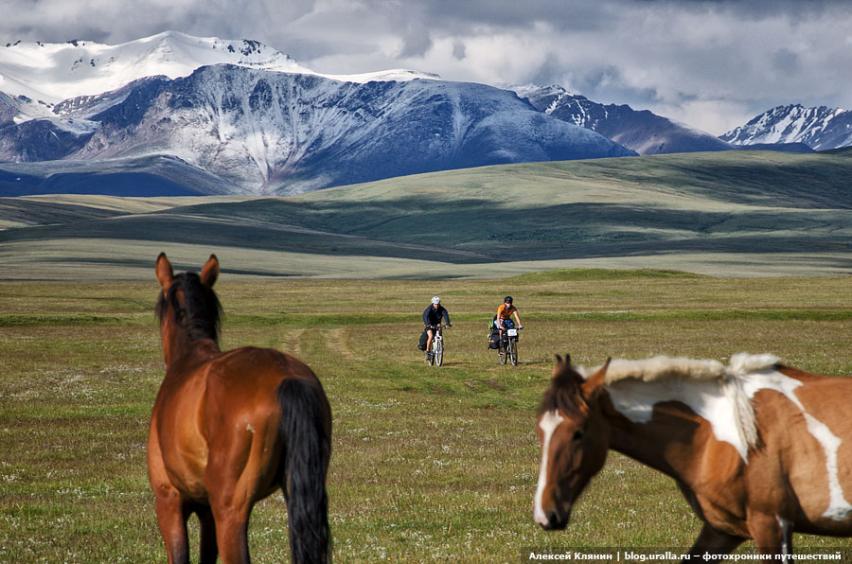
[534,353,852,560]
[148,253,332,564]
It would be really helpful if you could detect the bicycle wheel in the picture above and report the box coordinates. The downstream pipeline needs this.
[434,339,444,367]
[509,338,518,366]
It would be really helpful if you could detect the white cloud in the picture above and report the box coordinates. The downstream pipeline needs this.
[2,0,851,134]
[653,100,756,136]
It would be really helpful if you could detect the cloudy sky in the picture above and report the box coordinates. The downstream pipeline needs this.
[3,0,851,134]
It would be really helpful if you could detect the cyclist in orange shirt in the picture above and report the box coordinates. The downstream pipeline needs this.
[496,295,523,335]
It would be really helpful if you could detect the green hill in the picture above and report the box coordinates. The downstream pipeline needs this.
[0,151,850,279]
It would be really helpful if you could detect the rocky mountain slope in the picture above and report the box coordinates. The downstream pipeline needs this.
[515,84,731,155]
[0,33,633,195]
[720,104,852,151]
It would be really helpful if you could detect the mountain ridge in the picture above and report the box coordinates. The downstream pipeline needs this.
[0,64,634,194]
[4,31,846,196]
[0,31,437,109]
[721,104,852,151]
[515,84,732,155]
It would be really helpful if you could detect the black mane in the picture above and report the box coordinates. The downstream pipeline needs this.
[538,364,586,416]
[156,272,222,343]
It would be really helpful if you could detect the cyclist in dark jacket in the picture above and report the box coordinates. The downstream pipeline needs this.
[423,296,451,359]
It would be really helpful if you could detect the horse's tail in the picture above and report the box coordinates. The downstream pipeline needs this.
[278,377,332,564]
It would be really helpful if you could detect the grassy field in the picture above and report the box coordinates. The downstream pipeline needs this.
[1,150,851,279]
[1,269,850,562]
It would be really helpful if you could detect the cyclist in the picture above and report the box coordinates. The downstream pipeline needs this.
[496,296,523,356]
[423,296,451,360]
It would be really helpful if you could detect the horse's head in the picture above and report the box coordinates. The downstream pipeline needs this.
[155,253,222,364]
[156,252,219,292]
[534,354,610,530]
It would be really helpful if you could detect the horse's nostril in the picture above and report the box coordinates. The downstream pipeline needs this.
[544,509,569,530]
[547,511,559,527]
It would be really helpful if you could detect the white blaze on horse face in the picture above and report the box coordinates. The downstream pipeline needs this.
[534,410,564,526]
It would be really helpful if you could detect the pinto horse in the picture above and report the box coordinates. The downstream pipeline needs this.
[148,253,332,564]
[534,353,852,560]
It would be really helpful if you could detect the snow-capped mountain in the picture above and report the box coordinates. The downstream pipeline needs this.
[720,104,852,151]
[0,32,302,123]
[0,31,438,122]
[0,46,634,194]
[515,84,731,155]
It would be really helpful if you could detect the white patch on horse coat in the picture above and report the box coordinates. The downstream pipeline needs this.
[246,423,255,434]
[594,354,759,460]
[739,366,852,521]
[804,414,852,520]
[602,353,852,521]
[607,377,752,460]
[582,356,757,458]
[534,410,564,526]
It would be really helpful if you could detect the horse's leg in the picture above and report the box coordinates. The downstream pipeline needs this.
[779,517,794,562]
[748,512,791,561]
[198,505,219,564]
[154,489,190,564]
[682,522,744,563]
[768,515,793,564]
[206,427,260,564]
[210,497,251,564]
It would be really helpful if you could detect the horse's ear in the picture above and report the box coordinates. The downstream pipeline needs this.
[552,353,572,368]
[552,354,568,379]
[583,357,611,400]
[200,254,219,287]
[552,353,584,387]
[155,253,173,292]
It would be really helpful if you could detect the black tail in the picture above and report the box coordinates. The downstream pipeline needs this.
[278,378,332,564]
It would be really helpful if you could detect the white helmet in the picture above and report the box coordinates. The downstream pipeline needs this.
[431,296,441,305]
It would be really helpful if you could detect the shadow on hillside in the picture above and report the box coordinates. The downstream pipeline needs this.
[1,194,848,264]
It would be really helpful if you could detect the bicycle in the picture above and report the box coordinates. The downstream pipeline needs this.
[426,324,446,367]
[498,325,521,366]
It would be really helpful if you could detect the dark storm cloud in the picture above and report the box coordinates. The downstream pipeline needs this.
[1,0,850,134]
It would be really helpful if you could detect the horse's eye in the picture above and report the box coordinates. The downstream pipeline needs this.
[573,429,585,441]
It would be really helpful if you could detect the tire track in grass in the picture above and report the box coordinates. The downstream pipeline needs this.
[281,328,304,358]
[325,327,356,361]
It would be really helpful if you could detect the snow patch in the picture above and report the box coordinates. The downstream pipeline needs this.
[0,31,437,108]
